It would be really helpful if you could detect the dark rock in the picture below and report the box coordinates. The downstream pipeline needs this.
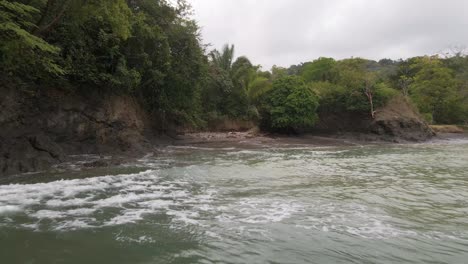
[370,118,434,142]
[83,160,110,168]
[0,137,60,175]
[28,135,64,160]
[0,86,155,177]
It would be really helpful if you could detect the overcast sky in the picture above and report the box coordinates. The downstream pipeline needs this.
[190,0,468,69]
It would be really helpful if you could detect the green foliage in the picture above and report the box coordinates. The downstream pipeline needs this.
[258,76,319,132]
[306,58,398,115]
[231,56,254,90]
[209,44,235,72]
[52,16,138,90]
[70,0,132,40]
[312,82,347,112]
[247,76,272,101]
[376,82,399,101]
[408,56,463,124]
[202,66,234,116]
[300,57,337,83]
[161,19,207,125]
[1,0,208,128]
[203,45,259,119]
[270,65,288,80]
[2,0,467,130]
[0,1,63,78]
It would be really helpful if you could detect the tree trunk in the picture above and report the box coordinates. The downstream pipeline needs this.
[364,80,375,119]
[364,89,375,118]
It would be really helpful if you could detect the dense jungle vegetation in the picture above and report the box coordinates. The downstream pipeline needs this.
[1,0,467,132]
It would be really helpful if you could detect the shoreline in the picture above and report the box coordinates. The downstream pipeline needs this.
[0,131,466,184]
[173,131,374,147]
[172,130,467,147]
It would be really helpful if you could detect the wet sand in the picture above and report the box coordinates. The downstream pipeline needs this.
[174,130,468,148]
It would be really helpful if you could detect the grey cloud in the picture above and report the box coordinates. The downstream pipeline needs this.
[190,0,468,69]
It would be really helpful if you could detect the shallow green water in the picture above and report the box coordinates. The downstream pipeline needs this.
[1,138,468,263]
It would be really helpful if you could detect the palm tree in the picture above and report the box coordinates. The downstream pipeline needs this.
[210,44,256,91]
[209,44,235,72]
[209,43,272,105]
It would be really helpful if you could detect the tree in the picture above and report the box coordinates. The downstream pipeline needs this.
[247,76,271,102]
[258,76,319,132]
[231,56,255,91]
[270,65,288,80]
[363,72,377,118]
[209,44,235,72]
[398,75,412,97]
[335,58,375,113]
[393,59,416,96]
[312,58,397,116]
[1,0,209,128]
[0,1,64,79]
[409,57,460,123]
[299,57,337,83]
[204,44,259,119]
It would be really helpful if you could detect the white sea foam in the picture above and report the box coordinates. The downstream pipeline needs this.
[115,234,156,244]
[0,169,217,231]
[104,209,154,226]
[30,210,67,219]
[167,210,202,226]
[53,218,96,231]
[210,198,408,239]
[293,202,418,239]
[215,198,304,224]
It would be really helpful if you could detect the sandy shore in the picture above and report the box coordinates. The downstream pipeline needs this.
[174,131,381,147]
[173,129,468,148]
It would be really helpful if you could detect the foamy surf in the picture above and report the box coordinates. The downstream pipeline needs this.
[1,140,468,264]
[0,169,218,231]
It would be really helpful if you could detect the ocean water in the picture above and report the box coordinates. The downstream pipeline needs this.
[1,138,468,263]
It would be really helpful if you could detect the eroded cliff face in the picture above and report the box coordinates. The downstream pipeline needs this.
[314,96,435,141]
[369,96,435,141]
[0,87,153,176]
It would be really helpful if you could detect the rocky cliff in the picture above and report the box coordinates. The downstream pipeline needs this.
[0,87,154,176]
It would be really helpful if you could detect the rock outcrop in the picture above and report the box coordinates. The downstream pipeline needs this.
[0,87,154,176]
[314,96,435,141]
[369,96,435,141]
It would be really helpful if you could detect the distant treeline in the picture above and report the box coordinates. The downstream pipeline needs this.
[2,1,467,131]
